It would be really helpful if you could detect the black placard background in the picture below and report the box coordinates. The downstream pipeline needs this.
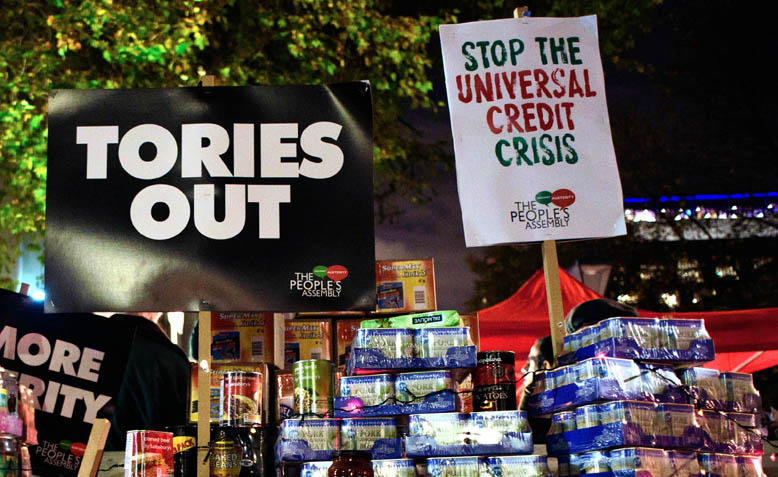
[45,82,376,313]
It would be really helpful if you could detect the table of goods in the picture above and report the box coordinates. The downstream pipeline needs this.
[274,310,555,477]
[529,317,765,477]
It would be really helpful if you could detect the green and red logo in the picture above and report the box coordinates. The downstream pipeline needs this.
[536,189,575,207]
[59,440,86,456]
[312,265,348,282]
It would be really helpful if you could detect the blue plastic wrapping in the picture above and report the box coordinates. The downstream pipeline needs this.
[347,345,477,373]
[678,368,762,414]
[698,411,763,455]
[372,458,417,477]
[558,318,715,365]
[275,418,339,462]
[487,455,553,477]
[528,358,686,417]
[557,448,701,477]
[406,410,533,457]
[426,457,487,476]
[300,461,332,477]
[546,402,703,455]
[333,389,459,418]
[339,418,402,459]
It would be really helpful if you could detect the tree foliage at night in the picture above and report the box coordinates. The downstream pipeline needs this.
[0,0,455,288]
[0,0,671,291]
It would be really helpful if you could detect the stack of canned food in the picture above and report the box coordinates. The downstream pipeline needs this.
[277,310,553,477]
[540,316,766,477]
[527,357,686,416]
[559,318,714,364]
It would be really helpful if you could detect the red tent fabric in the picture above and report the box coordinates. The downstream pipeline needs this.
[478,268,601,372]
[478,268,778,373]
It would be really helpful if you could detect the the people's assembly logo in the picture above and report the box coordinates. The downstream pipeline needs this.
[510,188,576,230]
[290,265,348,298]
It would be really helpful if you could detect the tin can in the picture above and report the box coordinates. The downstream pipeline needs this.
[1,435,19,477]
[395,370,452,405]
[575,404,601,429]
[209,428,241,477]
[124,430,174,477]
[220,371,261,426]
[487,455,550,477]
[414,328,470,358]
[339,374,395,407]
[473,351,516,412]
[550,411,576,434]
[167,425,196,477]
[340,418,397,451]
[279,418,339,451]
[354,329,414,359]
[293,359,335,417]
[426,457,486,477]
[372,458,416,477]
[300,461,332,477]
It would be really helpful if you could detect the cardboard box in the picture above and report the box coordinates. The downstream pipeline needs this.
[461,314,480,349]
[336,319,363,367]
[375,259,437,312]
[211,312,284,365]
[284,318,332,368]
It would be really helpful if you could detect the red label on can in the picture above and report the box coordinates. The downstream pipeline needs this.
[124,430,174,477]
[474,361,515,387]
[220,372,261,425]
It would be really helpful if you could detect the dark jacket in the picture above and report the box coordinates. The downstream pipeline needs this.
[104,314,191,450]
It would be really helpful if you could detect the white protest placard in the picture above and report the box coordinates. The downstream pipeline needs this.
[440,16,626,247]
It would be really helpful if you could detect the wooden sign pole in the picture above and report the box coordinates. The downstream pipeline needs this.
[76,418,111,477]
[542,241,566,363]
[196,75,217,477]
[197,310,212,477]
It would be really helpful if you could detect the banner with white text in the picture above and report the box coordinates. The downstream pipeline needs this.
[440,16,626,246]
[46,82,375,312]
[0,289,134,477]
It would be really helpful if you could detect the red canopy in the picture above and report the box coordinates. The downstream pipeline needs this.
[478,268,778,373]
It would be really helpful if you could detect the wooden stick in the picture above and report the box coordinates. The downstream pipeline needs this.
[542,240,566,362]
[76,418,111,477]
[196,74,216,477]
[197,311,212,477]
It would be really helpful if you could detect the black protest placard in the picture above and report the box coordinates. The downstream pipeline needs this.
[46,82,376,313]
[0,289,135,477]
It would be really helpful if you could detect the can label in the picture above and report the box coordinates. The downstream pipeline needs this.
[395,371,452,404]
[293,360,334,417]
[210,440,241,477]
[372,458,415,477]
[354,329,414,358]
[220,372,261,425]
[301,461,333,477]
[415,328,470,358]
[280,419,339,451]
[340,418,397,451]
[124,430,174,477]
[339,374,394,407]
[473,383,517,412]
